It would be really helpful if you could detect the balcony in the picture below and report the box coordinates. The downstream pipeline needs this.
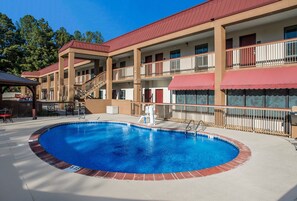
[113,66,134,81]
[226,37,297,69]
[141,53,215,78]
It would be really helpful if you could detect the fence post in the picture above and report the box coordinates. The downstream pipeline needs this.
[291,106,297,138]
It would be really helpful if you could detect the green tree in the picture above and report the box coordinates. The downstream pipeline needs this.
[17,15,57,71]
[54,27,73,49]
[85,31,104,43]
[73,30,104,44]
[0,13,22,74]
[73,30,83,41]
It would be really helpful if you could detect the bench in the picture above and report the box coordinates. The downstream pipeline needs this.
[0,109,13,123]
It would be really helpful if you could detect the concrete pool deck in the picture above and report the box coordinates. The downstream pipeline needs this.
[1,114,297,201]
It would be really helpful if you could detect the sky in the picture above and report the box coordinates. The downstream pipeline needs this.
[0,0,205,42]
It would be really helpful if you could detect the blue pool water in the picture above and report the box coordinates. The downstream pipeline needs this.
[39,122,239,174]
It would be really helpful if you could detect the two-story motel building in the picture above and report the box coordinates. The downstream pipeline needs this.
[22,0,297,113]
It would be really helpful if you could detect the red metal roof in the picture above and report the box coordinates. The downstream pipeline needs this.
[21,59,87,77]
[168,73,214,90]
[59,40,110,53]
[221,66,297,90]
[22,71,40,77]
[103,0,279,52]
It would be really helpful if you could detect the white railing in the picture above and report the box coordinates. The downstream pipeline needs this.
[132,102,291,136]
[113,66,134,81]
[140,52,215,77]
[226,37,297,69]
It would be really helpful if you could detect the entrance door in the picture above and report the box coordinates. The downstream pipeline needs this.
[145,56,152,76]
[239,34,256,66]
[155,89,163,103]
[226,38,233,68]
[155,53,163,76]
[144,89,152,102]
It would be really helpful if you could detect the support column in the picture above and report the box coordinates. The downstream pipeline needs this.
[58,56,64,101]
[292,106,297,138]
[106,57,112,100]
[54,72,58,101]
[67,52,75,102]
[20,86,26,96]
[214,24,226,126]
[46,74,51,101]
[133,48,141,115]
[38,77,42,100]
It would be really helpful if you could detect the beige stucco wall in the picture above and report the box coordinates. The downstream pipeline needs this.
[111,99,132,115]
[85,99,111,114]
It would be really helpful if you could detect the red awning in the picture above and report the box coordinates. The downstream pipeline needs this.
[221,66,297,90]
[168,73,214,90]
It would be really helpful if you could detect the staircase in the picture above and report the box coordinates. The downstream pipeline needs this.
[75,72,106,100]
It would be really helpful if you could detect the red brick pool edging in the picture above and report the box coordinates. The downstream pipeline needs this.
[28,121,251,181]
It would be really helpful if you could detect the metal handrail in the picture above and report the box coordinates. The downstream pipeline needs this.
[195,120,206,133]
[185,120,194,132]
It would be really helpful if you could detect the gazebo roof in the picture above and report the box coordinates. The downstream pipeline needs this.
[0,71,39,86]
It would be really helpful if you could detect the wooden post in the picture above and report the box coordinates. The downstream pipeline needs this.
[133,48,141,115]
[291,106,297,138]
[54,72,58,101]
[67,52,75,102]
[47,74,51,100]
[106,57,112,100]
[58,56,64,101]
[214,24,226,127]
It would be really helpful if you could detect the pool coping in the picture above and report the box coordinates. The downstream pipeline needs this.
[28,121,251,181]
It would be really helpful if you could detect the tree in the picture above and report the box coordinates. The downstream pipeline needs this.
[54,27,73,49]
[17,15,57,71]
[73,30,83,41]
[84,31,104,43]
[73,30,104,44]
[0,13,22,74]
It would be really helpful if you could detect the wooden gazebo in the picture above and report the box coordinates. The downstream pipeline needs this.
[0,71,39,119]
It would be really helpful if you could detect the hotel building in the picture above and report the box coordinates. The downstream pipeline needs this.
[22,0,297,129]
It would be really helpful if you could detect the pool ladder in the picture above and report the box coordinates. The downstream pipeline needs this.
[185,120,206,136]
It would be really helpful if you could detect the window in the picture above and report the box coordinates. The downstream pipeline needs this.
[170,50,180,59]
[227,89,294,109]
[186,91,197,111]
[91,69,94,79]
[112,63,117,68]
[99,90,104,99]
[119,90,126,100]
[170,50,180,72]
[284,25,297,59]
[285,25,297,39]
[175,90,214,111]
[175,90,185,110]
[289,89,297,108]
[266,89,287,108]
[246,90,265,108]
[120,61,126,68]
[227,90,245,106]
[195,44,208,54]
[195,44,209,70]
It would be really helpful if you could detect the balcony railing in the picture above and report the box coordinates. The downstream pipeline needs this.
[226,37,297,69]
[113,66,134,81]
[131,102,291,136]
[141,52,215,78]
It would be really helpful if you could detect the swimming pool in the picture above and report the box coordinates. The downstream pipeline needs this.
[29,122,251,180]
